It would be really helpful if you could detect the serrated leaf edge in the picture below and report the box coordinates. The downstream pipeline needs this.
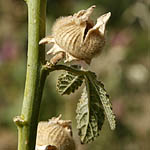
[87,73,116,130]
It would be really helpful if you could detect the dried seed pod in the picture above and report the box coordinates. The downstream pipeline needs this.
[39,5,111,64]
[35,115,75,150]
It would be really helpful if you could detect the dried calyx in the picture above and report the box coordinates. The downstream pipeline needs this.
[39,5,111,65]
[35,115,75,150]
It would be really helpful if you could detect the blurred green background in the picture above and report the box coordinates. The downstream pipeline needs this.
[0,0,149,150]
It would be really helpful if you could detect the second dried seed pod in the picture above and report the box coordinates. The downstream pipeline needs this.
[35,115,75,150]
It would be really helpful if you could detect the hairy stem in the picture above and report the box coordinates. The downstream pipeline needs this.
[14,0,47,150]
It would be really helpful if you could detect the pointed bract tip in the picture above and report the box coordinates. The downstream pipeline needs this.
[91,5,96,9]
[39,38,46,45]
[87,5,96,11]
[39,36,55,45]
[98,12,111,24]
[104,12,111,21]
[92,12,111,35]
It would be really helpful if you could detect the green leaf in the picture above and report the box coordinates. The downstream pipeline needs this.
[76,72,116,144]
[76,78,105,144]
[57,71,84,95]
[87,72,116,130]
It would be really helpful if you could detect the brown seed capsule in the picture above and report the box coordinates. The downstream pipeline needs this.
[39,5,111,65]
[35,115,75,150]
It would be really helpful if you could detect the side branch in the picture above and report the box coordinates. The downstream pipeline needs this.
[42,63,89,76]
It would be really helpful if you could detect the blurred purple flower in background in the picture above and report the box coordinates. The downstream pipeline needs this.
[0,38,19,63]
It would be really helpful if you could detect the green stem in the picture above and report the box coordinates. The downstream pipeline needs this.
[42,64,89,75]
[14,0,47,150]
